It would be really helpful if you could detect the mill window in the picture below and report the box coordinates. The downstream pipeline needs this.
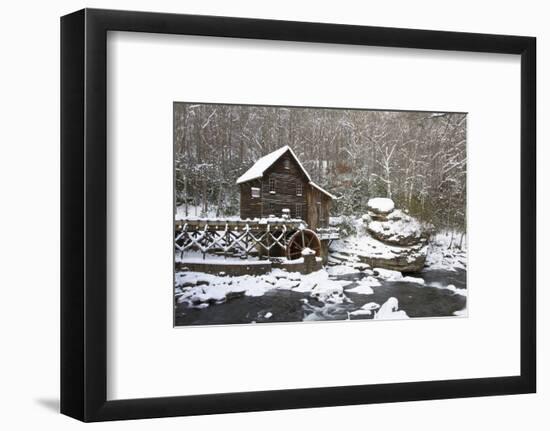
[296,182,303,196]
[251,187,260,198]
[269,177,276,193]
[295,203,303,219]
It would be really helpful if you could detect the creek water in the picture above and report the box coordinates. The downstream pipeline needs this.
[174,268,467,326]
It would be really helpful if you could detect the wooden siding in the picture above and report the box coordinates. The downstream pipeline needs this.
[239,149,332,226]
[239,179,263,219]
[260,152,308,219]
[305,184,331,229]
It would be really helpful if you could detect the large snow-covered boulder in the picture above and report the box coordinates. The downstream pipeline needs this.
[367,197,395,215]
[366,209,425,246]
[330,237,428,272]
[329,200,430,272]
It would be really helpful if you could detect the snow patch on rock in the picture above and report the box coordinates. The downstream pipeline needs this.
[367,197,395,214]
[367,209,425,246]
[349,309,372,316]
[427,281,467,296]
[374,268,403,280]
[330,211,429,272]
[327,265,360,276]
[453,308,467,317]
[401,276,425,285]
[301,247,316,256]
[374,297,409,320]
[176,267,358,308]
[345,277,381,294]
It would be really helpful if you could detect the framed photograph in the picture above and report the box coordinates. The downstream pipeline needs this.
[61,8,536,422]
[172,103,468,327]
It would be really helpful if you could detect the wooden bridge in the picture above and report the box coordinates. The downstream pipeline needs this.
[175,218,339,261]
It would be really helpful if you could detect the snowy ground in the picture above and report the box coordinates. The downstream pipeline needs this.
[329,233,429,268]
[425,230,467,271]
[175,230,467,326]
[175,201,467,326]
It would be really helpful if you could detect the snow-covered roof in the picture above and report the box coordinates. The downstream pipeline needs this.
[236,146,312,184]
[236,146,337,200]
[309,181,337,200]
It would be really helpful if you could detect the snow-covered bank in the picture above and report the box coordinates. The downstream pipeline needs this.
[175,268,354,309]
[175,199,467,323]
[425,231,467,272]
[329,209,466,274]
[328,199,432,272]
[331,231,466,274]
[329,219,429,273]
[176,260,467,323]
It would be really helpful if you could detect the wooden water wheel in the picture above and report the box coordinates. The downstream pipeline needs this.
[286,229,321,260]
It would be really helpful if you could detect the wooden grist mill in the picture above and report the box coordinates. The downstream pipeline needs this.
[175,146,339,262]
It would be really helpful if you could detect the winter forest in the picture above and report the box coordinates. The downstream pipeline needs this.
[174,103,466,233]
[174,102,468,325]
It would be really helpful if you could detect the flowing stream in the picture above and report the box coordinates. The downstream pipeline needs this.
[174,268,467,326]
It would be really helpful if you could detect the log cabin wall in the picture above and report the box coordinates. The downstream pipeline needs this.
[305,186,331,229]
[239,179,263,219]
[239,149,333,226]
[260,153,308,219]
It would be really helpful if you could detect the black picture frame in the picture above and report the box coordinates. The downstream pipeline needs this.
[61,8,536,422]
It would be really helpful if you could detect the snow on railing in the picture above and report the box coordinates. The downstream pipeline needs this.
[316,226,340,240]
[175,217,337,260]
[175,219,292,260]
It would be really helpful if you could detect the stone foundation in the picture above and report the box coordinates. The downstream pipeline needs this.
[176,255,323,276]
[176,261,272,276]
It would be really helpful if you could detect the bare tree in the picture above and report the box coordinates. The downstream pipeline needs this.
[173,103,467,232]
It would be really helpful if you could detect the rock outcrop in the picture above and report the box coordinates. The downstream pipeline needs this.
[329,198,430,273]
[366,197,395,217]
[366,209,426,246]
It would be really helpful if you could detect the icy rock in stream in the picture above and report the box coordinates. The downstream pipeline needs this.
[374,297,409,320]
[349,301,381,317]
[295,270,352,303]
[327,265,360,276]
[349,309,373,317]
[345,276,381,294]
